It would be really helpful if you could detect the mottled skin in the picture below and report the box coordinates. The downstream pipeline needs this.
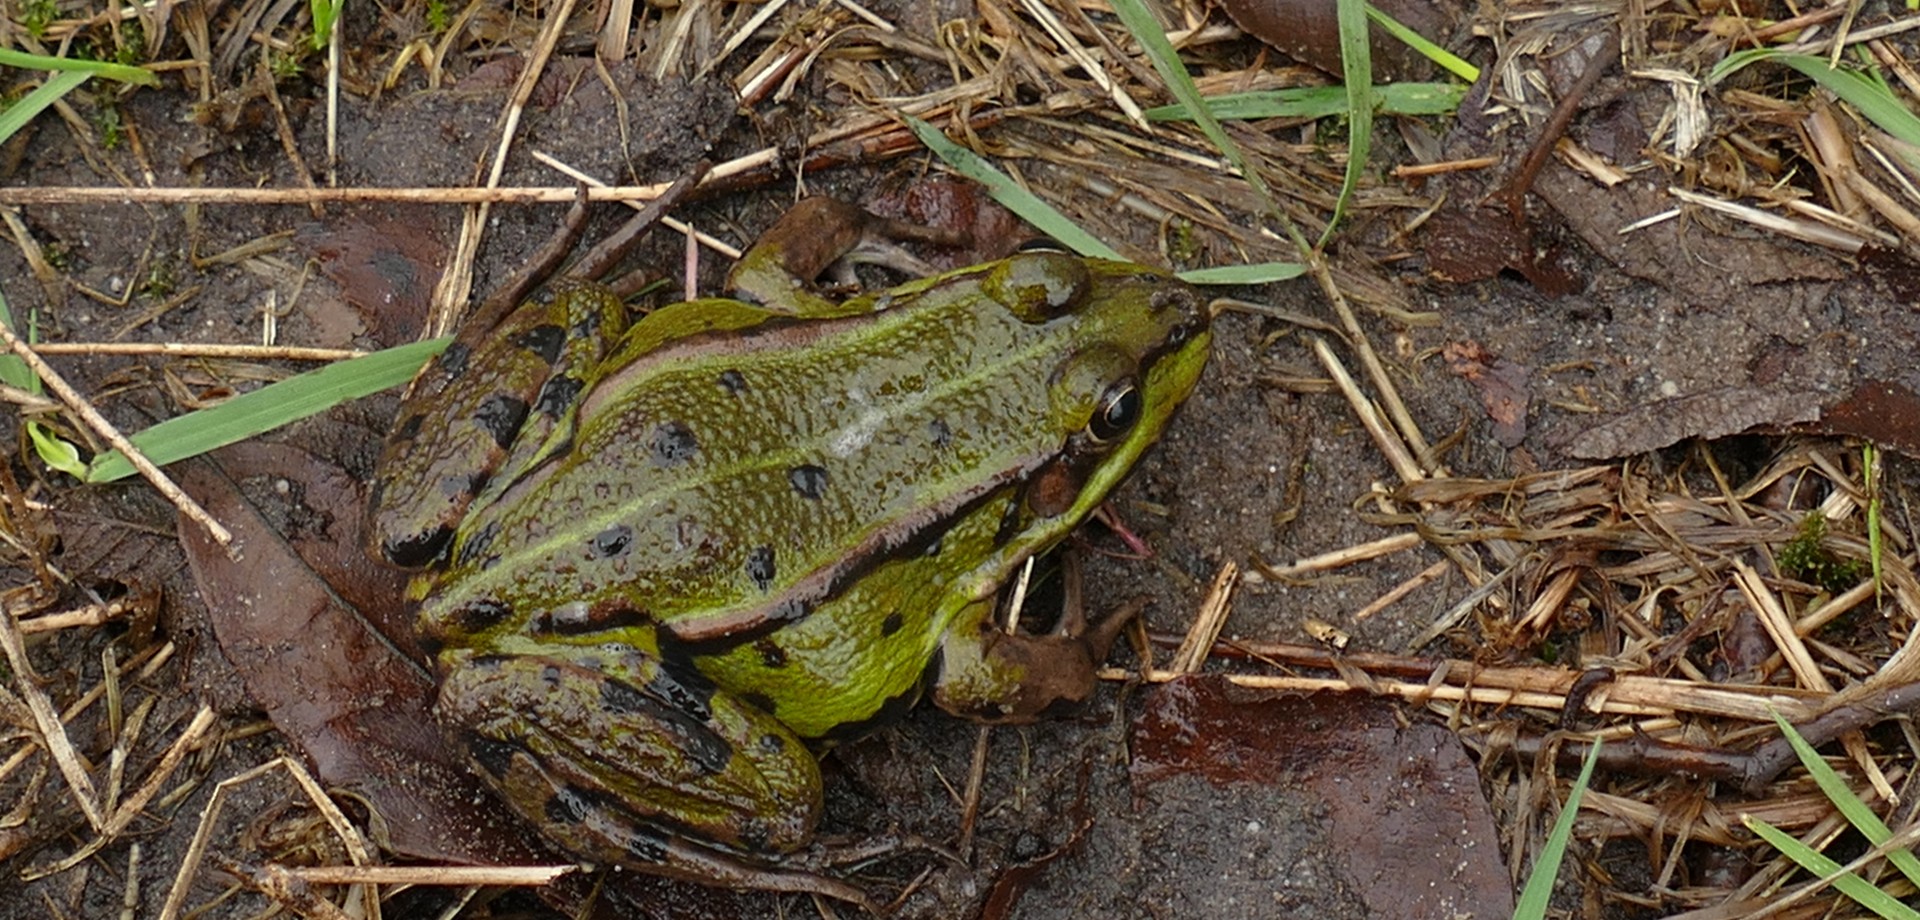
[368,201,1212,900]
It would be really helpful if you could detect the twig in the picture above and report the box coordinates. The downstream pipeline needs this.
[0,321,231,546]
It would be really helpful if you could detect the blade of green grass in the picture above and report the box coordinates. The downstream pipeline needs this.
[906,116,1302,285]
[0,71,92,148]
[1109,0,1287,235]
[1769,708,1920,886]
[1744,816,1920,919]
[1514,739,1602,920]
[1143,83,1466,122]
[1177,262,1307,285]
[1366,4,1478,82]
[0,48,158,85]
[1709,49,1920,147]
[86,338,446,482]
[0,286,34,392]
[1325,0,1373,247]
[1866,443,1884,596]
[902,116,1125,262]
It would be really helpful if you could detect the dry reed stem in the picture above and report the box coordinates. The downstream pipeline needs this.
[1169,561,1239,673]
[0,321,230,545]
[160,755,378,920]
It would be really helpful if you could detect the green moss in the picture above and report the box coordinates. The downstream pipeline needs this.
[20,0,56,40]
[1779,513,1868,594]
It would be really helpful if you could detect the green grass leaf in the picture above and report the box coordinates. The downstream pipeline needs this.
[86,339,446,482]
[0,48,158,85]
[309,0,343,50]
[28,421,85,479]
[903,116,1125,262]
[1514,739,1602,920]
[1366,4,1478,82]
[0,71,91,149]
[1109,0,1284,229]
[0,287,34,393]
[1144,83,1466,122]
[1177,262,1306,285]
[1709,50,1920,147]
[1768,708,1920,887]
[1324,0,1373,246]
[1743,816,1920,919]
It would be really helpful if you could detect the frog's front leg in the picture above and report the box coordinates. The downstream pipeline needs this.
[931,594,1143,724]
[724,197,968,316]
[435,643,868,904]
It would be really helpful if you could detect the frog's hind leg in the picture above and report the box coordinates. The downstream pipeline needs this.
[435,646,866,904]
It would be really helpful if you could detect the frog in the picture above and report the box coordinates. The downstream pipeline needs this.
[365,195,1212,901]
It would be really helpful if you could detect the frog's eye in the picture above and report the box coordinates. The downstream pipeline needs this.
[1088,382,1142,443]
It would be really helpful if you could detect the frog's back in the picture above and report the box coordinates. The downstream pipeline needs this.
[422,279,1073,647]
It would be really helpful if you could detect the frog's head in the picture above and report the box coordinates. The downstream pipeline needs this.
[987,252,1213,524]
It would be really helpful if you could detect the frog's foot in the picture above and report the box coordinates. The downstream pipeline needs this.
[930,596,1147,724]
[434,649,869,904]
[724,197,969,312]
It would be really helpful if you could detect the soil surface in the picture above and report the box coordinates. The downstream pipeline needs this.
[3,3,1919,919]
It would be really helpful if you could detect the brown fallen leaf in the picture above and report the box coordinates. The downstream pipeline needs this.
[175,445,557,871]
[1443,339,1532,447]
[1219,0,1455,82]
[1130,678,1513,920]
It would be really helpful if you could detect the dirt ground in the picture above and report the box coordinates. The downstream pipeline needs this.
[4,2,1920,919]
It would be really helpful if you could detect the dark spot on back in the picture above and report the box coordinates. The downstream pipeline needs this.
[455,520,501,567]
[759,733,785,753]
[570,311,600,340]
[381,522,452,568]
[718,369,748,394]
[651,421,699,467]
[514,323,566,364]
[465,734,519,779]
[740,690,777,714]
[452,598,512,634]
[928,417,952,449]
[746,545,776,590]
[787,464,830,500]
[395,412,424,442]
[588,524,633,559]
[645,666,716,721]
[880,611,904,637]
[534,373,583,418]
[546,785,593,825]
[600,678,659,716]
[622,824,670,862]
[436,341,471,380]
[539,664,563,687]
[992,500,1023,547]
[474,395,530,450]
[755,638,788,668]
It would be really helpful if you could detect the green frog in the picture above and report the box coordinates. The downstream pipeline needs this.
[367,198,1212,900]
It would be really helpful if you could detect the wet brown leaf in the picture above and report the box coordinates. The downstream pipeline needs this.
[1219,0,1456,82]
[1131,678,1513,920]
[1443,339,1531,447]
[175,444,550,870]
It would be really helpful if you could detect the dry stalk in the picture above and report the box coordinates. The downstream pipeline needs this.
[0,322,230,546]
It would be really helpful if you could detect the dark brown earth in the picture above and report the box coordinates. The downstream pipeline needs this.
[3,3,1919,919]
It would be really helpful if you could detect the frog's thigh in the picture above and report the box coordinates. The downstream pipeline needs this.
[436,645,821,863]
[931,598,1103,724]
